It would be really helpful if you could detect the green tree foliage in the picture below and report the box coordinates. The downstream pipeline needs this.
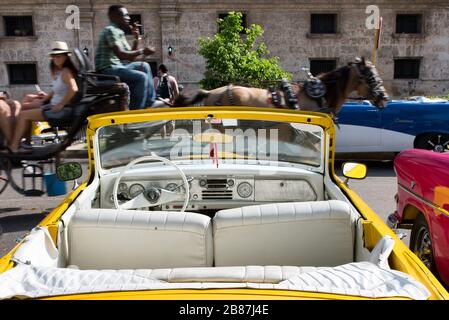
[198,12,292,89]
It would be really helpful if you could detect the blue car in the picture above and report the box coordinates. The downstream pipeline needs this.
[335,99,449,159]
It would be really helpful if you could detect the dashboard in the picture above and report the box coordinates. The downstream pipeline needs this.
[100,168,323,211]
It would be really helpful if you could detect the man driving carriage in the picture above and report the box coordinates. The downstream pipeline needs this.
[95,5,157,110]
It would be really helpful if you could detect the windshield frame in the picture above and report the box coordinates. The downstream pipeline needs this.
[90,107,333,176]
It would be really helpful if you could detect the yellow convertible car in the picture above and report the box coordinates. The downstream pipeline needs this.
[0,106,447,300]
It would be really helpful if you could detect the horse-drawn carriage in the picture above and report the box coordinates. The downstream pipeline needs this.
[0,48,129,196]
[0,56,388,198]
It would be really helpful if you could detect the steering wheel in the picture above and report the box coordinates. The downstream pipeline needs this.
[112,155,190,212]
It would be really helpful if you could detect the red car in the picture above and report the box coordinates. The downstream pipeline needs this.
[388,149,449,286]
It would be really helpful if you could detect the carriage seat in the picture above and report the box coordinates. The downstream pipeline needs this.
[213,200,354,267]
[67,209,213,269]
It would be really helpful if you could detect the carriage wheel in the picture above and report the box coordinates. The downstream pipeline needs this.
[3,159,25,196]
[4,160,45,197]
[415,133,449,153]
[0,159,9,195]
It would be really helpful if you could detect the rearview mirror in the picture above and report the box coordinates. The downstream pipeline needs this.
[342,162,367,180]
[56,162,82,182]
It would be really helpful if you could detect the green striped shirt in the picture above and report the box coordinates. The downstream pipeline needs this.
[95,23,131,71]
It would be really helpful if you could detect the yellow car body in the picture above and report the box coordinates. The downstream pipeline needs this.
[0,106,447,300]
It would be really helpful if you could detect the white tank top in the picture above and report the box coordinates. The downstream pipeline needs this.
[50,70,69,105]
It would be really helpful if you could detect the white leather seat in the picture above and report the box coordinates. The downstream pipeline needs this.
[67,209,213,269]
[213,200,354,267]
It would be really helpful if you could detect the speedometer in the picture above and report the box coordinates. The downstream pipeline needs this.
[129,183,145,197]
[166,183,185,193]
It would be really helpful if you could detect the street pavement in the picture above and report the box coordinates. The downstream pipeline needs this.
[0,160,89,256]
[0,159,401,256]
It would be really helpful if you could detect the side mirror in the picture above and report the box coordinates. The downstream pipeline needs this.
[56,162,82,182]
[342,162,367,182]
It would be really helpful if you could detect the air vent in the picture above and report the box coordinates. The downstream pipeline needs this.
[201,179,232,199]
[205,179,228,189]
[202,190,233,199]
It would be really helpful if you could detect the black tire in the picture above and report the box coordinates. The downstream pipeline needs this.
[414,133,449,153]
[410,214,438,275]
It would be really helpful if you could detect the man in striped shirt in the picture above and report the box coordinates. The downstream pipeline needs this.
[95,5,156,109]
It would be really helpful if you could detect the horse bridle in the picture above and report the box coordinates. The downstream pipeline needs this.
[351,61,389,103]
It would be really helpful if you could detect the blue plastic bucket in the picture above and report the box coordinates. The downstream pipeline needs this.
[43,172,67,196]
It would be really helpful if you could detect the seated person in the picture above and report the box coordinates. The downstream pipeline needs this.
[1,41,78,154]
[0,91,21,147]
[95,5,156,110]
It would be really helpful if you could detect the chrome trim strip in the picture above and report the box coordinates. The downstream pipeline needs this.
[398,183,449,218]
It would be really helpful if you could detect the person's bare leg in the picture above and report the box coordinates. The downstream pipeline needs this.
[0,101,13,145]
[23,125,32,144]
[9,108,45,152]
[22,94,37,109]
[8,100,30,144]
[22,94,43,110]
[10,100,22,118]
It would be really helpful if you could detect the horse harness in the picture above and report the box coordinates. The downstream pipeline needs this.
[302,77,327,109]
[213,79,332,113]
[267,83,298,109]
[213,84,236,106]
[213,82,301,110]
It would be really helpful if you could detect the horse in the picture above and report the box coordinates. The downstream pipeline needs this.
[173,57,389,116]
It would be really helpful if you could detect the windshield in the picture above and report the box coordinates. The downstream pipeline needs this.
[97,118,323,170]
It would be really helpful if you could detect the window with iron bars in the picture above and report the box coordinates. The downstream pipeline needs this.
[394,59,421,79]
[309,59,337,76]
[310,14,337,34]
[7,63,38,85]
[396,14,422,34]
[3,16,34,36]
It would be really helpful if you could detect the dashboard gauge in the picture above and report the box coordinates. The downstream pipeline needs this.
[237,182,253,198]
[129,183,145,197]
[118,182,128,192]
[110,193,128,203]
[166,182,185,193]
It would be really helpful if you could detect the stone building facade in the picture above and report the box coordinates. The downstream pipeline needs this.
[1,0,448,99]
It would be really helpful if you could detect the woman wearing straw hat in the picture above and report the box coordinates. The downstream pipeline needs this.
[1,41,78,154]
